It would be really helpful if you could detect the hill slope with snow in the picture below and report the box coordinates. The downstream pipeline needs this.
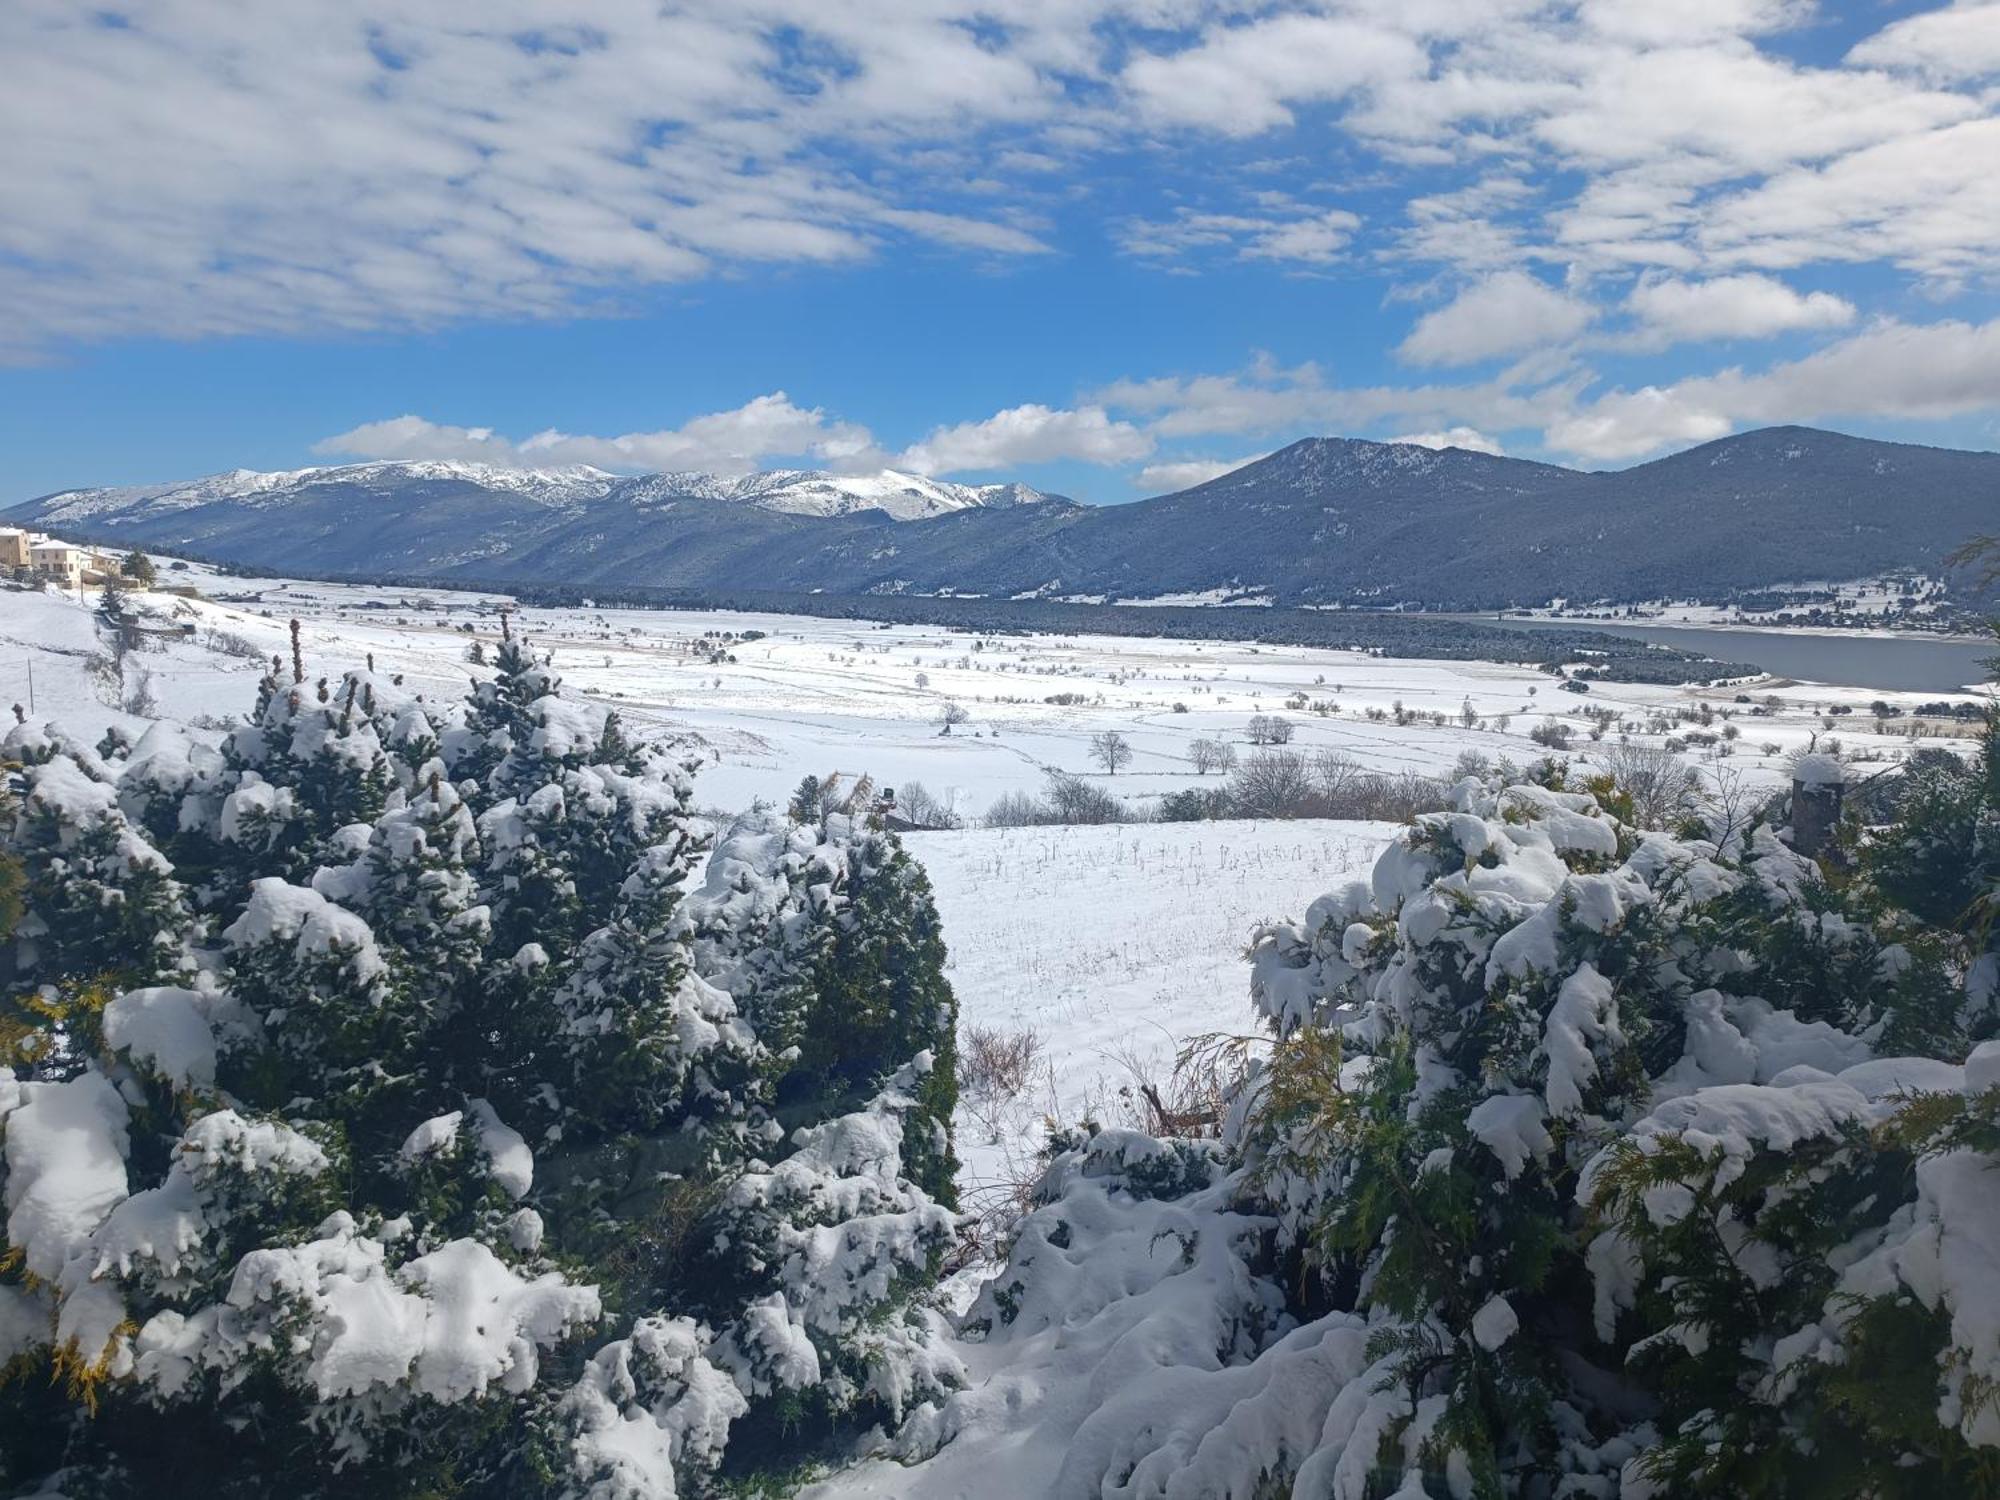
[10,426,1997,606]
[28,461,1058,526]
[625,467,1053,520]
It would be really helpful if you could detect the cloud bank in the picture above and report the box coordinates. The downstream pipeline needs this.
[20,1,2000,474]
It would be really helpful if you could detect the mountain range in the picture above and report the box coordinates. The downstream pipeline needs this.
[10,426,1997,608]
[28,460,1057,526]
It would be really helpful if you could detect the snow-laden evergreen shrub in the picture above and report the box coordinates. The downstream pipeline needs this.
[918,742,2000,1498]
[0,634,960,1497]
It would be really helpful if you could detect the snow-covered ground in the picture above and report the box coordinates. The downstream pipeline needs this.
[4,561,1991,1496]
[6,566,1984,1162]
[1514,572,1966,634]
[7,558,1980,840]
[907,821,1392,1228]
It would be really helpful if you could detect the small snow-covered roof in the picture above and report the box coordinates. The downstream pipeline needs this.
[1793,753,1845,788]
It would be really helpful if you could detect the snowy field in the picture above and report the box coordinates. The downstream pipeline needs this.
[783,819,1391,1499]
[907,820,1393,1227]
[5,559,1982,833]
[3,565,1984,1191]
[3,562,1992,1496]
[1512,573,1964,632]
[3,565,1983,1165]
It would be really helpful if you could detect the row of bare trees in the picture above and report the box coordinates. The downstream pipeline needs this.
[986,769,1130,827]
[980,741,1760,837]
[1221,749,1454,822]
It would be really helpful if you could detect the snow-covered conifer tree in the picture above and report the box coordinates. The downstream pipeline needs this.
[0,624,961,1498]
[807,817,959,1204]
[929,747,2000,1498]
[685,807,961,1206]
[5,750,193,989]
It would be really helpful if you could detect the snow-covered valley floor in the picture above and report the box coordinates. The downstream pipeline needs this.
[907,821,1393,1230]
[3,561,1980,1213]
[6,559,1979,828]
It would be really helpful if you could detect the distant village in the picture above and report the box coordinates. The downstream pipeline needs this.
[0,526,129,592]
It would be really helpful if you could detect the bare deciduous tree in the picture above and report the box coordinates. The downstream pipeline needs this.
[895,780,961,830]
[1311,749,1364,806]
[1699,764,1763,851]
[1189,736,1235,775]
[1042,768,1125,823]
[1089,730,1134,775]
[1233,749,1316,818]
[1599,741,1701,829]
[936,700,970,735]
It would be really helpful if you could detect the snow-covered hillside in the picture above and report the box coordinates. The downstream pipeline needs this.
[30,460,625,519]
[29,461,1057,526]
[624,467,1054,520]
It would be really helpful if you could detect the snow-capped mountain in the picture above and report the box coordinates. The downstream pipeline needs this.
[11,427,1995,607]
[30,461,626,521]
[30,461,1056,527]
[620,467,1052,521]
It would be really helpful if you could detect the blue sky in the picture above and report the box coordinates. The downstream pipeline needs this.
[5,0,1999,505]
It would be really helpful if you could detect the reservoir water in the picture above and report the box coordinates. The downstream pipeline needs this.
[1467,618,1995,694]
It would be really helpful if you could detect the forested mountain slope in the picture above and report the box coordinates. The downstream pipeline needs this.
[12,427,1995,607]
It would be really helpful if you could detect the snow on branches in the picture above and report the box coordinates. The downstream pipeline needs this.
[958,762,2000,1497]
[0,630,961,1496]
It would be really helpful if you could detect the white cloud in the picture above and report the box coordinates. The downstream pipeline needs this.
[1626,273,1854,344]
[1389,427,1505,455]
[898,404,1153,475]
[1100,310,2000,469]
[1092,353,1582,448]
[314,418,518,466]
[315,393,881,476]
[319,395,1162,480]
[1122,14,1427,137]
[1578,0,1808,46]
[1094,360,1347,439]
[315,311,2000,492]
[1847,3,2000,82]
[1530,39,1972,176]
[873,209,1052,256]
[1547,315,2000,459]
[1544,394,1737,462]
[1696,118,2000,279]
[1122,206,1362,267]
[1397,273,1596,367]
[1242,209,1363,264]
[7,0,2000,488]
[0,0,1097,353]
[1107,317,2000,468]
[1348,2,1995,284]
[1133,454,1270,491]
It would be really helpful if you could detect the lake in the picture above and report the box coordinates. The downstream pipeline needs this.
[1459,617,1996,694]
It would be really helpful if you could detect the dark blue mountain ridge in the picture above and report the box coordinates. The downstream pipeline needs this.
[9,425,1995,609]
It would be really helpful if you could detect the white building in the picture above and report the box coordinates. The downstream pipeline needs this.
[29,540,85,589]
